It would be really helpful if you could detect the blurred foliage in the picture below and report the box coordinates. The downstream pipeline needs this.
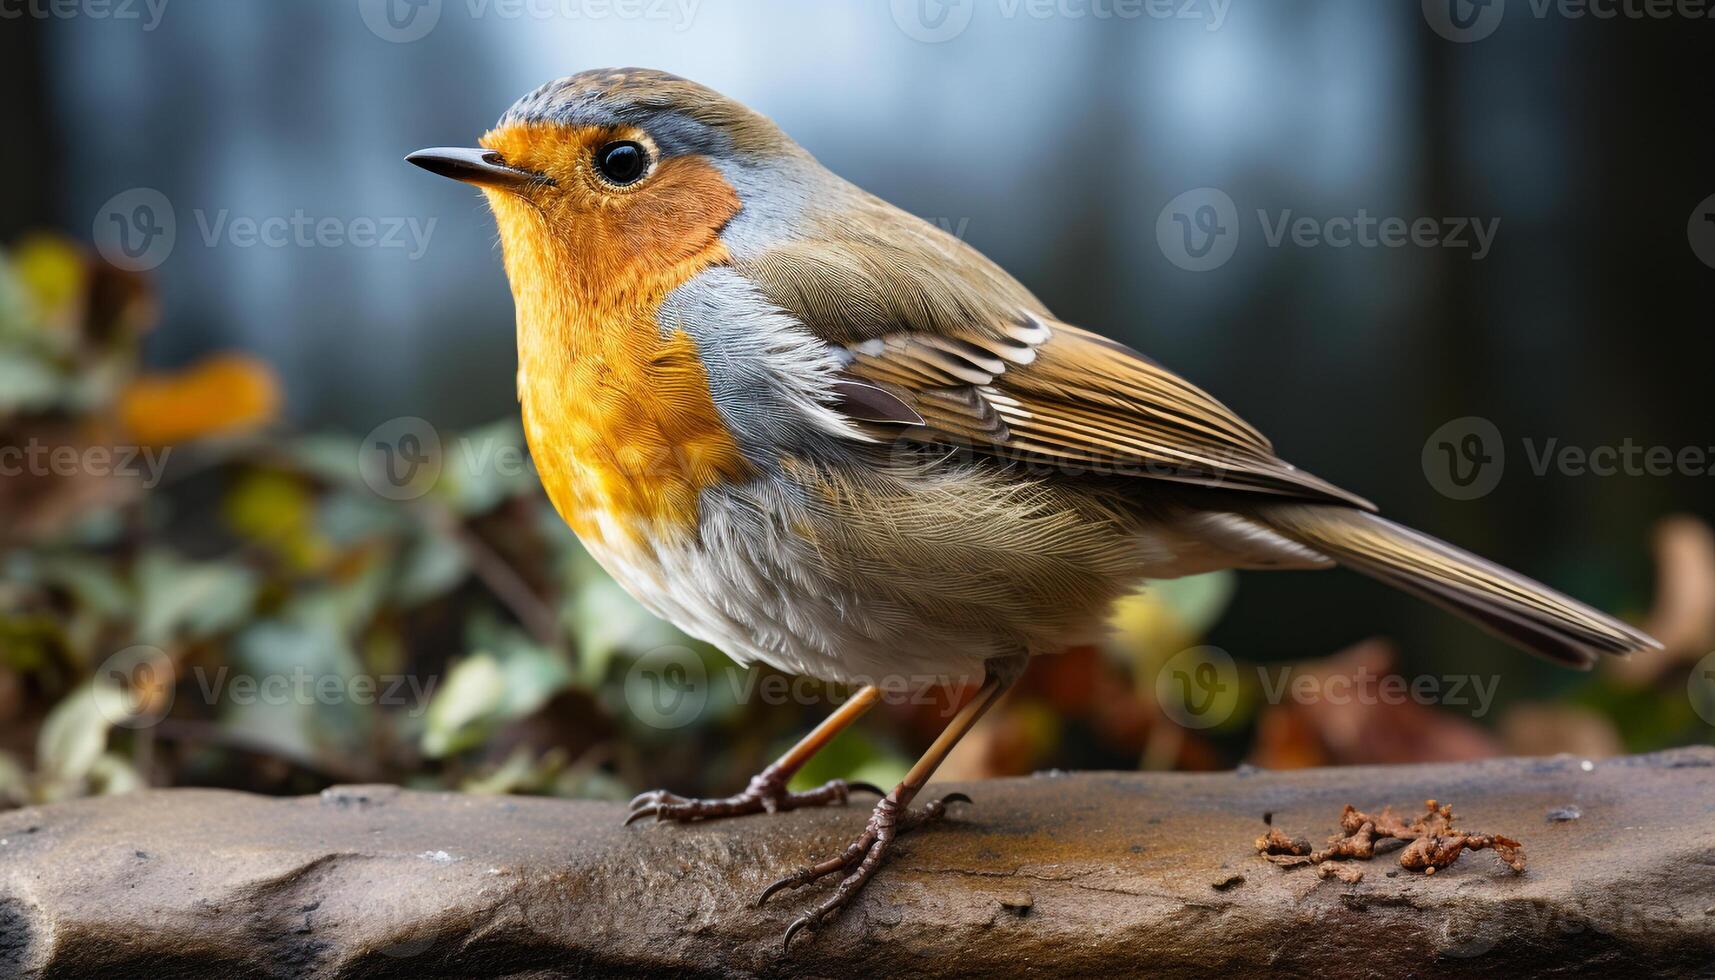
[0,237,1708,812]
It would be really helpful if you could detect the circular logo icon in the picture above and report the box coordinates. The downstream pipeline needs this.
[1687,193,1715,270]
[1422,0,1505,43]
[359,416,444,501]
[359,0,442,42]
[93,645,175,729]
[1155,645,1239,729]
[1688,650,1715,728]
[624,645,708,730]
[1436,908,1506,958]
[92,188,176,272]
[1156,188,1240,272]
[1421,416,1505,501]
[890,0,974,43]
[371,890,439,959]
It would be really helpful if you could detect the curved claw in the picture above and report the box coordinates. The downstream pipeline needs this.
[782,915,814,955]
[757,875,795,907]
[627,790,659,810]
[623,806,660,826]
[845,781,887,798]
[940,792,973,806]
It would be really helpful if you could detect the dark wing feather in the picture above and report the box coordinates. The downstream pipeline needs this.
[733,200,1373,510]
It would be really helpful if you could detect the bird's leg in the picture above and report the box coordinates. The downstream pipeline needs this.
[627,684,884,824]
[759,666,1017,953]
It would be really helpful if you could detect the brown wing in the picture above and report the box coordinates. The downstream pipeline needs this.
[731,195,1373,510]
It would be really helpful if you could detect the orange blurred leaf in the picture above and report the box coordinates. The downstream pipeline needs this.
[118,353,280,445]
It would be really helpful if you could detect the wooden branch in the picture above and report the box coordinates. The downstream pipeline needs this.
[1,748,1711,977]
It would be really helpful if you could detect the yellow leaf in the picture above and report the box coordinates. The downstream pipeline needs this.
[223,469,331,572]
[12,234,88,328]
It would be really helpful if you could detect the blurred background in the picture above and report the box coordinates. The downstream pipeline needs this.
[1,0,1711,808]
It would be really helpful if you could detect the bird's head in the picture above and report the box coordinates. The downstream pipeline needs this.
[409,68,803,295]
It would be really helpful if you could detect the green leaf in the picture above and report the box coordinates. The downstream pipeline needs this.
[420,626,573,759]
[290,570,389,637]
[437,419,536,515]
[0,251,30,338]
[318,487,413,544]
[787,725,910,796]
[392,530,469,606]
[135,550,258,645]
[1107,570,1237,667]
[35,554,132,619]
[282,433,367,488]
[570,576,685,685]
[87,753,145,796]
[470,620,574,719]
[1152,571,1237,636]
[226,611,370,760]
[0,351,66,414]
[459,745,560,795]
[421,653,506,758]
[0,751,28,806]
[36,682,115,786]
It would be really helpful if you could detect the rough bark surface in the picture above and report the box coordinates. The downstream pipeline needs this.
[1,748,1712,978]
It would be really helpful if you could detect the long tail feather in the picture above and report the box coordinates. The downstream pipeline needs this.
[1253,504,1660,669]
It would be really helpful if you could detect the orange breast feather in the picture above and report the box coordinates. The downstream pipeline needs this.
[486,141,755,549]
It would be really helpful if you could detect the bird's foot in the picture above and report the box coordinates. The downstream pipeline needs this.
[758,792,972,953]
[625,765,885,825]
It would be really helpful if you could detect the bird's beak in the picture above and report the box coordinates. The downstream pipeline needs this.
[405,147,550,190]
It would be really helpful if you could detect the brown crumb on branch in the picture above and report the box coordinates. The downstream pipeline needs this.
[1255,799,1525,876]
[1400,833,1526,873]
[1318,862,1365,884]
[1255,827,1311,856]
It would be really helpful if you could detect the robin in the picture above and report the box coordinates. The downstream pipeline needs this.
[408,68,1658,950]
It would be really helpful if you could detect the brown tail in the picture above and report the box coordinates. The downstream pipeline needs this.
[1253,503,1660,669]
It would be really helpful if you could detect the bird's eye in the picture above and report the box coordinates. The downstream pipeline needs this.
[594,141,649,186]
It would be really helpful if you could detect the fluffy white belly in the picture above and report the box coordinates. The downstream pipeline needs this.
[583,511,1000,688]
[576,467,1180,688]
